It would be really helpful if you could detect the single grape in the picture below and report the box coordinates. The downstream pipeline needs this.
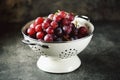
[35,17,44,25]
[42,22,50,29]
[54,27,63,37]
[63,26,72,34]
[50,21,58,29]
[62,18,70,26]
[44,34,53,42]
[78,26,88,38]
[35,24,42,32]
[36,31,44,39]
[44,18,52,23]
[78,26,88,35]
[67,13,74,21]
[58,11,67,18]
[53,15,62,22]
[46,27,54,34]
[48,14,54,20]
[27,28,36,36]
[30,23,36,28]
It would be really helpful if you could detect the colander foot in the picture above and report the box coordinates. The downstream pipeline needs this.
[37,55,81,73]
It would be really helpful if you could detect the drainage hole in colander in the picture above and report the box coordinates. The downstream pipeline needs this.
[31,46,34,49]
[76,50,78,53]
[59,54,61,56]
[44,54,48,57]
[59,54,62,58]
[41,51,44,53]
[69,54,72,56]
[71,52,74,55]
[61,52,64,54]
[32,46,37,50]
[69,49,72,50]
[65,50,67,52]
[64,55,67,58]
[73,49,75,50]
[65,53,67,55]
[67,54,70,57]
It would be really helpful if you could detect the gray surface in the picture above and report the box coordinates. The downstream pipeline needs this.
[0,22,120,80]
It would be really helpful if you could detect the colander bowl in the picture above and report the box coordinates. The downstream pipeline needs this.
[22,16,94,73]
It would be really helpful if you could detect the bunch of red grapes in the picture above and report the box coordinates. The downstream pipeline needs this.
[27,10,88,42]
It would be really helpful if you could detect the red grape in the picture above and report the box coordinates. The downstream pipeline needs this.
[62,18,70,26]
[78,26,88,35]
[67,13,74,21]
[48,14,54,20]
[50,21,58,29]
[42,22,50,29]
[78,26,88,38]
[35,24,42,32]
[54,27,63,37]
[58,11,67,18]
[27,28,36,36]
[35,17,44,25]
[63,26,72,34]
[44,34,53,42]
[53,15,62,22]
[30,23,36,28]
[44,18,52,23]
[36,32,45,39]
[46,27,54,34]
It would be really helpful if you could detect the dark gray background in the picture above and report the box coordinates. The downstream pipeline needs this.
[0,0,120,23]
[0,0,120,80]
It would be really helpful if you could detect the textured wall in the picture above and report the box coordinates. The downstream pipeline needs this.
[0,0,120,22]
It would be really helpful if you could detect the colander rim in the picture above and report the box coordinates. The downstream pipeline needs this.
[21,19,94,43]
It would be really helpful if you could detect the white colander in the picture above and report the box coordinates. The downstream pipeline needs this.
[22,16,94,73]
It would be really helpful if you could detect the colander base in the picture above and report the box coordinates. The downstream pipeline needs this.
[37,55,81,73]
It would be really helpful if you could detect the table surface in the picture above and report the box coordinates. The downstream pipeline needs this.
[0,21,120,80]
